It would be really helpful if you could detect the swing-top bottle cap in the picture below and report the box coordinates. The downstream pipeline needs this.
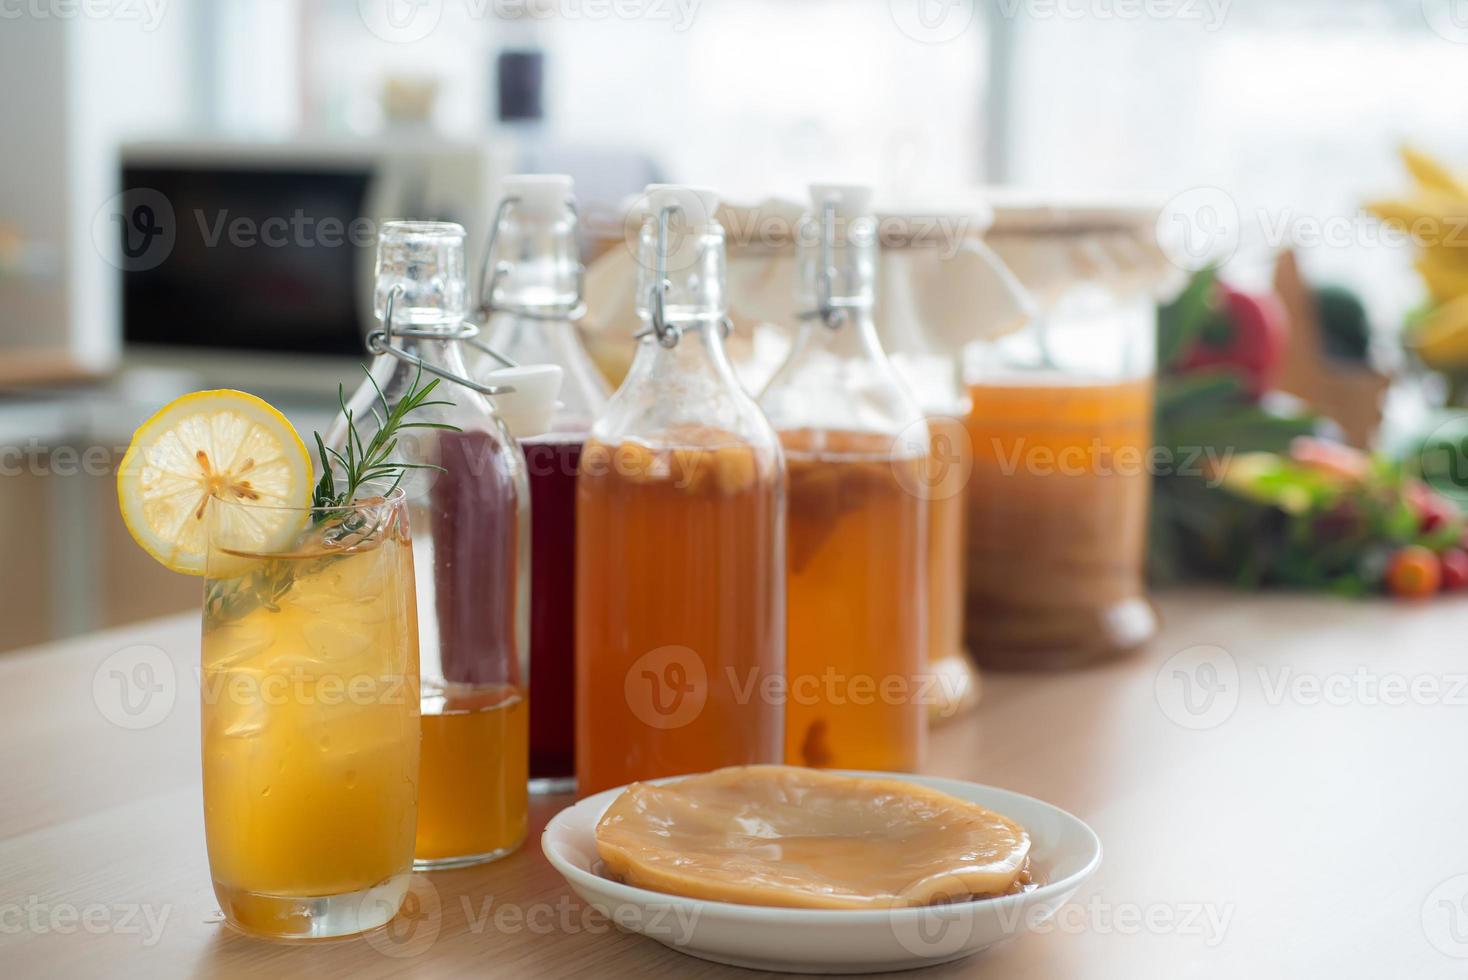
[486,363,564,439]
[644,184,721,230]
[635,185,726,327]
[799,184,876,312]
[500,174,574,218]
[810,183,875,220]
[375,220,469,329]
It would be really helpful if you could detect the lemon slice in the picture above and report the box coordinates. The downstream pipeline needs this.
[117,390,313,576]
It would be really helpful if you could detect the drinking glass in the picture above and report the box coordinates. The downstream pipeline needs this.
[200,488,420,939]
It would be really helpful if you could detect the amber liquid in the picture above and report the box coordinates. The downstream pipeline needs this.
[923,415,979,720]
[783,429,927,772]
[415,687,529,864]
[575,435,784,797]
[963,378,1156,669]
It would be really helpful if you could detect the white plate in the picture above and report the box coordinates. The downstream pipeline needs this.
[541,771,1102,974]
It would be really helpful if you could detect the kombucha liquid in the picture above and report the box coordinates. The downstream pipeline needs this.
[575,434,784,797]
[523,437,582,784]
[963,377,1156,668]
[415,686,529,863]
[782,429,927,772]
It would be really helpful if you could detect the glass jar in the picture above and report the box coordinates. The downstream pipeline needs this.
[575,185,785,797]
[330,221,530,867]
[469,175,608,795]
[962,237,1158,669]
[758,184,928,772]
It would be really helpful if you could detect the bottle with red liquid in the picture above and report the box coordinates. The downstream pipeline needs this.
[468,176,607,794]
[330,221,554,868]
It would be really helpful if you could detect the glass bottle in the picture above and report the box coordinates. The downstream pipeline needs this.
[330,221,530,868]
[758,184,929,773]
[575,185,785,797]
[962,236,1158,669]
[468,175,607,795]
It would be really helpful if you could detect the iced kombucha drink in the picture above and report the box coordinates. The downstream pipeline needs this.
[201,501,419,937]
[575,433,784,796]
[782,428,927,772]
[963,377,1156,668]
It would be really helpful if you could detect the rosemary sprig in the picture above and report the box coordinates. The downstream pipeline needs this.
[311,365,461,522]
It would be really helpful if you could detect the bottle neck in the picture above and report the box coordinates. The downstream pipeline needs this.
[486,215,579,311]
[791,305,887,364]
[621,320,739,392]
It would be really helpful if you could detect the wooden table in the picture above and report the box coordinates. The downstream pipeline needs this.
[2,589,1464,978]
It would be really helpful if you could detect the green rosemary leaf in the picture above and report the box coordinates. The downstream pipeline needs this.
[309,364,462,520]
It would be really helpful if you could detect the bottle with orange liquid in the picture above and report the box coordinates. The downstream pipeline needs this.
[575,185,786,797]
[962,242,1158,669]
[467,175,608,795]
[759,184,929,773]
[331,222,554,868]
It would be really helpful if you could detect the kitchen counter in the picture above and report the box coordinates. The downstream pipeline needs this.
[2,589,1463,977]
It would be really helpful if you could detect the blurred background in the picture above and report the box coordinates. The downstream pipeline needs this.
[4,0,1468,649]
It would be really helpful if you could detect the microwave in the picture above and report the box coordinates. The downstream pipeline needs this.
[117,137,510,383]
